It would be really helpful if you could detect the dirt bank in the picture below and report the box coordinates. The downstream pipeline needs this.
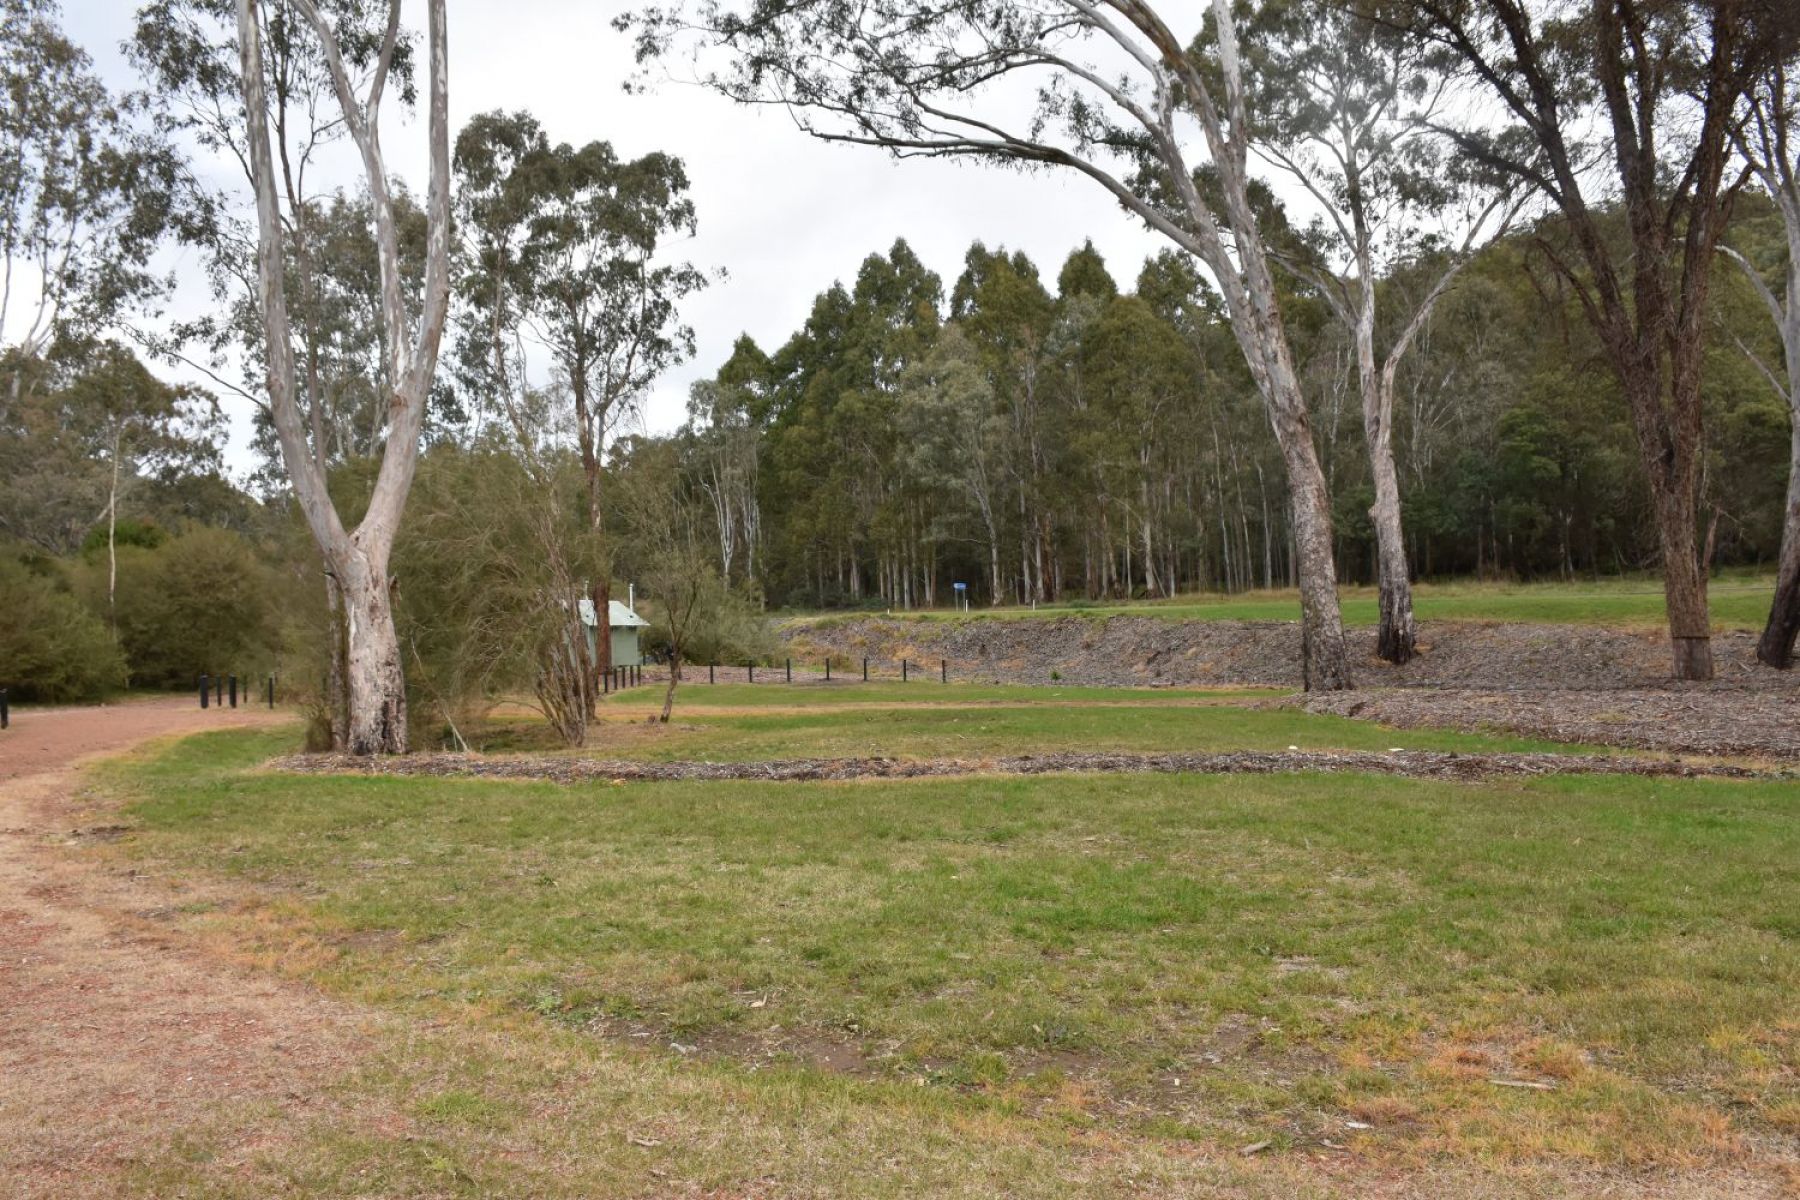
[782,615,1795,691]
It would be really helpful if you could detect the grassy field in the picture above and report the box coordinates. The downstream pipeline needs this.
[472,682,1581,760]
[785,574,1778,630]
[83,722,1798,1196]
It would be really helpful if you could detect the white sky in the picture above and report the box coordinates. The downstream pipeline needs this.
[64,1,1168,468]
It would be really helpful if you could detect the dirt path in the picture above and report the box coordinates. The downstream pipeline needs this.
[0,699,370,1198]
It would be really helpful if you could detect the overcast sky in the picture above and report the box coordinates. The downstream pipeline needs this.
[64,1,1169,465]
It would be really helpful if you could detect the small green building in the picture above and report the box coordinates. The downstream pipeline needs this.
[580,596,649,667]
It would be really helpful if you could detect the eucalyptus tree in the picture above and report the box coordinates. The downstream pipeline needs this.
[1402,0,1795,680]
[950,244,1057,604]
[0,339,221,560]
[685,367,765,587]
[235,0,452,753]
[0,0,184,404]
[449,115,707,688]
[1242,0,1523,662]
[132,0,425,748]
[1725,57,1800,667]
[627,0,1356,686]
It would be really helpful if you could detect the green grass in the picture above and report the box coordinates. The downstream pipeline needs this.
[601,681,1282,708]
[786,574,1777,630]
[572,683,1562,759]
[87,729,1799,1195]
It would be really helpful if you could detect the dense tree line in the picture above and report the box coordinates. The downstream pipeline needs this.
[652,220,1790,612]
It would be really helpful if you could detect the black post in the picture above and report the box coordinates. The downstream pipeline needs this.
[1,687,8,730]
[603,667,611,694]
[825,658,831,681]
[902,658,909,683]
[709,662,715,685]
[267,674,275,709]
[862,656,868,682]
[942,658,947,683]
[748,662,755,684]
[786,657,791,683]
[229,674,238,708]
[200,674,210,709]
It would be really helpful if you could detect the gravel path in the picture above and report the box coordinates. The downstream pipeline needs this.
[270,747,1785,785]
[0,698,373,1197]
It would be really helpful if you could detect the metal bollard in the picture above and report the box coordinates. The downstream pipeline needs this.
[229,674,237,708]
[786,657,791,683]
[942,659,947,683]
[200,674,210,709]
[709,662,715,685]
[748,662,755,684]
[267,674,276,709]
[862,656,868,682]
[825,658,831,682]
[902,659,909,683]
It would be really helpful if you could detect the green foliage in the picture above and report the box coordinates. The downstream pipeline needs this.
[0,549,126,701]
[393,443,604,743]
[80,517,166,556]
[87,526,280,689]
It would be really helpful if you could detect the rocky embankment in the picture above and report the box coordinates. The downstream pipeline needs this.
[781,614,1791,692]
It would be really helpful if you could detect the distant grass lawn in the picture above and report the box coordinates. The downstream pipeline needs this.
[480,682,1585,761]
[435,683,1591,759]
[91,730,1798,1196]
[786,574,1777,630]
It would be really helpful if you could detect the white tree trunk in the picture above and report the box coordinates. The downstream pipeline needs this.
[237,0,451,753]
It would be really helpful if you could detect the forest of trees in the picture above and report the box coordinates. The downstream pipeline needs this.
[653,224,1791,612]
[3,0,1798,746]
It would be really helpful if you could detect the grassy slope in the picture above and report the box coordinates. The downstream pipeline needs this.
[91,730,1798,1196]
[784,575,1778,630]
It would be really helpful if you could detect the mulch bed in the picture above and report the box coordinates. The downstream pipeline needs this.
[1295,688,1800,761]
[268,748,1786,785]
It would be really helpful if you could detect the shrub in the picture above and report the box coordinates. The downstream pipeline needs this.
[91,527,280,689]
[0,552,127,701]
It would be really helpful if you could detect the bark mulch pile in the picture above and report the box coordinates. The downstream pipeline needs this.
[269,748,1785,786]
[1294,688,1800,761]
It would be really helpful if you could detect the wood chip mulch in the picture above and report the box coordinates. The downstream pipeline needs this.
[1295,688,1800,761]
[267,748,1786,785]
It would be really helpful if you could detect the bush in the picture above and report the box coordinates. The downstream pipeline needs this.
[640,580,779,667]
[0,552,127,701]
[89,527,280,689]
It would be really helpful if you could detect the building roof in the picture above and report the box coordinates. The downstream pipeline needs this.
[578,597,650,628]
[610,600,650,628]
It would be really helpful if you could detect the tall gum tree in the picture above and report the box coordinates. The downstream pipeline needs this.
[626,0,1356,689]
[1724,57,1800,667]
[132,0,426,748]
[1402,0,1795,681]
[1241,0,1524,663]
[237,0,451,753]
[451,114,707,703]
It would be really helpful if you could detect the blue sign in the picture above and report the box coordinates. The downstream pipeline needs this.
[953,582,968,591]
